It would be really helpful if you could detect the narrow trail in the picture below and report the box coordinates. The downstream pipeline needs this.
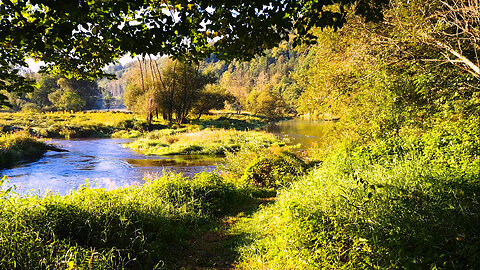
[180,197,276,270]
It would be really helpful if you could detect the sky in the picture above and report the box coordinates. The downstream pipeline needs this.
[26,54,136,73]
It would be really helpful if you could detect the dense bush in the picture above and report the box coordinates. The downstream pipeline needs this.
[237,119,480,269]
[241,151,308,188]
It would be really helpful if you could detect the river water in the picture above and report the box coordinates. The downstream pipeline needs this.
[264,119,331,148]
[1,139,219,195]
[1,119,328,195]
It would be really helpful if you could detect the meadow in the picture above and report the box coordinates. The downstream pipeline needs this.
[0,111,144,139]
[0,111,271,139]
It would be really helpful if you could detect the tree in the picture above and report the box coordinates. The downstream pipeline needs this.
[102,89,113,110]
[1,0,387,106]
[193,84,234,119]
[412,0,479,78]
[27,75,59,108]
[124,58,214,124]
[47,78,86,111]
[247,90,287,119]
[372,0,480,78]
[48,89,86,111]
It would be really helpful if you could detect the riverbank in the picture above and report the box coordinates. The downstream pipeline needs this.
[126,129,284,156]
[0,111,275,139]
[0,132,60,169]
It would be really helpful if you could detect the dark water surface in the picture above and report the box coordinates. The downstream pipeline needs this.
[1,139,218,195]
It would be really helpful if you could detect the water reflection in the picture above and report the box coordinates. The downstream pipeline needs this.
[265,119,332,148]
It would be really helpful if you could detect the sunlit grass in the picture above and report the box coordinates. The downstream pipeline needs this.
[0,111,148,138]
[126,129,284,156]
[235,118,480,269]
[0,171,261,269]
[0,131,49,168]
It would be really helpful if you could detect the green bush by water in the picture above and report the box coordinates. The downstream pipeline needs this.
[0,132,50,168]
[240,151,309,188]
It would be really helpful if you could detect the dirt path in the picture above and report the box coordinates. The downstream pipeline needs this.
[180,197,276,269]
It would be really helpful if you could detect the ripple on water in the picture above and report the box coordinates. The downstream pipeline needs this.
[1,138,219,195]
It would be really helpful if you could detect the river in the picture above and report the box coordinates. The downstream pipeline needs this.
[1,139,219,195]
[264,119,331,148]
[1,119,328,195]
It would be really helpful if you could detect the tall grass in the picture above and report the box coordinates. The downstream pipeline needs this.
[236,118,480,269]
[0,131,49,168]
[0,172,255,269]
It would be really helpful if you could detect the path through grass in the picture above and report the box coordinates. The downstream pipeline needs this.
[178,195,277,269]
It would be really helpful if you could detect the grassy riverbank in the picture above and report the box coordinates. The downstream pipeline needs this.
[0,172,273,269]
[0,111,272,139]
[236,118,480,269]
[0,132,51,169]
[126,129,283,156]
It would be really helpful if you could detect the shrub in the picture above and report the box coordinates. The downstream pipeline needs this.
[240,151,308,188]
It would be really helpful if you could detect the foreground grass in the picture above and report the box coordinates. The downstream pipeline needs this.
[126,129,284,156]
[236,118,480,269]
[0,172,271,269]
[0,132,52,169]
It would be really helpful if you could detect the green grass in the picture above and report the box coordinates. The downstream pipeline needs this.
[0,111,273,139]
[0,131,50,169]
[0,172,266,269]
[126,129,284,156]
[0,111,148,139]
[235,117,480,269]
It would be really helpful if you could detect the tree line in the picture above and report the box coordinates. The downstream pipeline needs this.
[1,74,102,112]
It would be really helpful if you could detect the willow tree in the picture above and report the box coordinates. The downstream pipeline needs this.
[124,59,215,124]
